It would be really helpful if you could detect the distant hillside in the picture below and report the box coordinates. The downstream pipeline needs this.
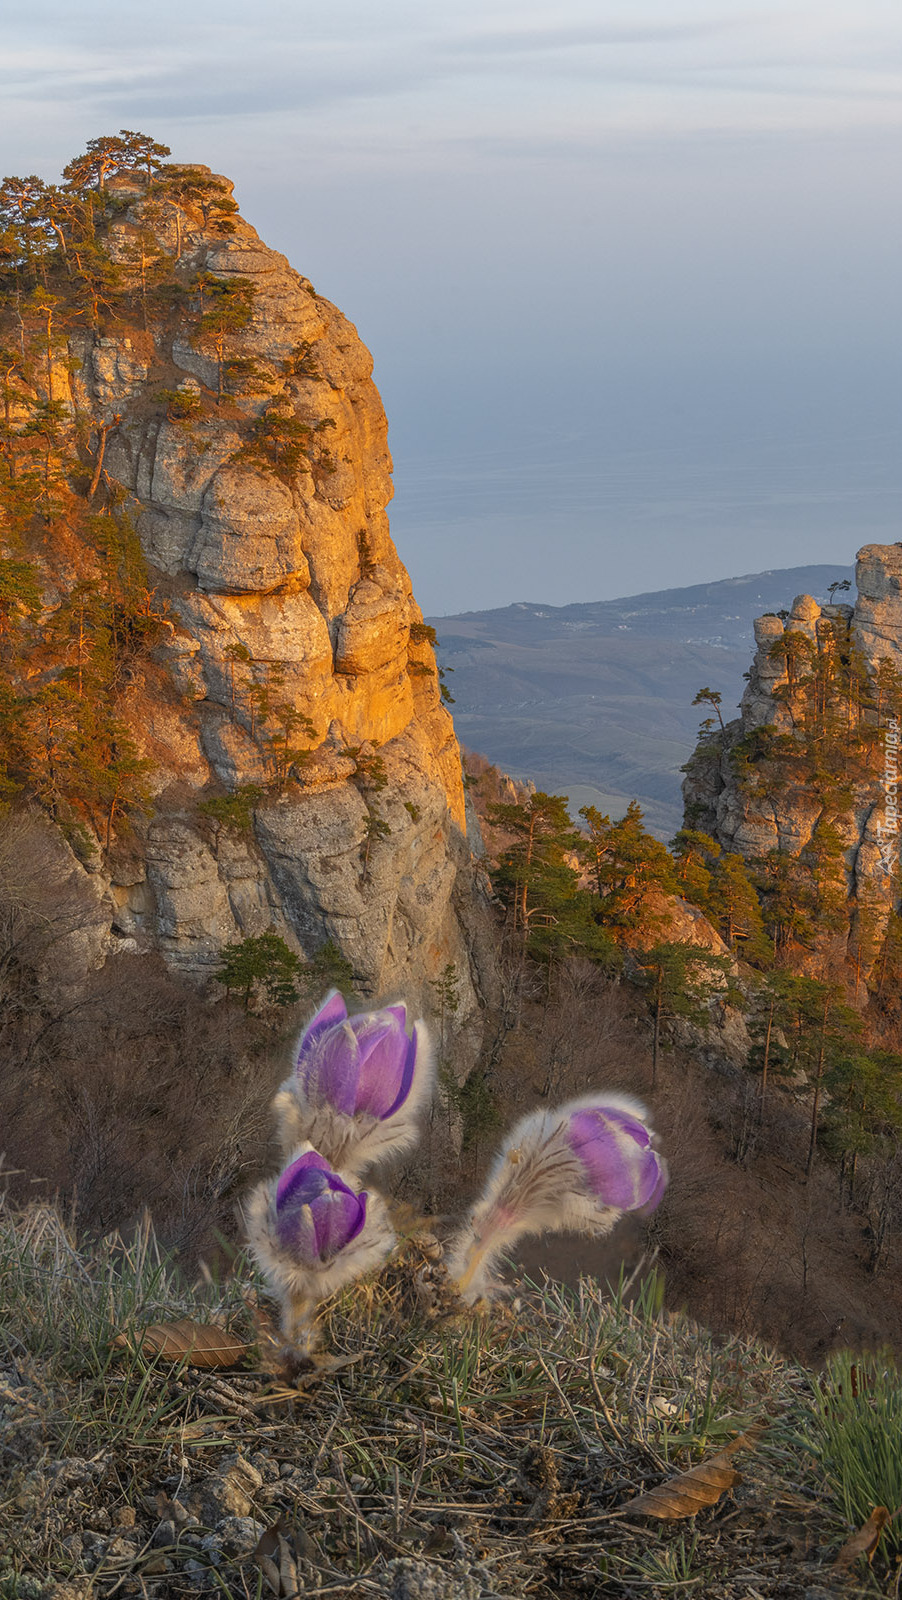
[429,564,853,838]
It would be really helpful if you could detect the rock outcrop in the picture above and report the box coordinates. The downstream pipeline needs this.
[683,544,902,978]
[853,543,902,672]
[47,168,493,1025]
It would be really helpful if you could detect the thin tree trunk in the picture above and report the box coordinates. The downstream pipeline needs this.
[44,307,54,403]
[878,928,892,999]
[759,997,774,1117]
[105,775,124,851]
[88,417,118,500]
[2,372,14,481]
[652,970,662,1089]
[805,993,830,1178]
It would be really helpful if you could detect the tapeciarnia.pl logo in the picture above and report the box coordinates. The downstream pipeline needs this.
[876,715,900,877]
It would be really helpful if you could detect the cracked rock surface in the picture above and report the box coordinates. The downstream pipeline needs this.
[61,168,495,1030]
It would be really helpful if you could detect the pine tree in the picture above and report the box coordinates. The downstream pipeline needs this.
[490,791,578,944]
[708,852,768,957]
[0,559,40,642]
[580,799,675,943]
[215,932,301,1010]
[692,686,725,732]
[195,273,256,399]
[361,810,391,876]
[237,404,313,483]
[747,969,803,1114]
[430,961,461,1060]
[300,939,355,999]
[873,656,902,723]
[153,166,238,256]
[635,941,731,1087]
[670,827,720,910]
[792,979,862,1179]
[115,131,172,185]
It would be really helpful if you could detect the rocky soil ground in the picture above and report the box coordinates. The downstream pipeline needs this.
[2,1205,896,1600]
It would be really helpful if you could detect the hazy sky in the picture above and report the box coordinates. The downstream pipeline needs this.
[3,1,901,613]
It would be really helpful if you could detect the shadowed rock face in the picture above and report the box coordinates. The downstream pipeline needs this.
[683,543,902,977]
[64,170,493,1026]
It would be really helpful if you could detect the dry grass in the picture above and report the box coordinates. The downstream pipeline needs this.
[1,1200,895,1600]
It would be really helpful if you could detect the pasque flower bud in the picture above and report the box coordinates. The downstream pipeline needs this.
[272,990,433,1178]
[244,1146,395,1346]
[448,1094,667,1303]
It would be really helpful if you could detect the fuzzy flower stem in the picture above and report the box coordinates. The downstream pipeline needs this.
[454,1243,489,1299]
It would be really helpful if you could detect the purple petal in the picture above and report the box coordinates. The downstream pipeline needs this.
[274,1152,368,1262]
[275,1150,332,1210]
[568,1108,661,1210]
[274,1152,335,1260]
[312,1185,367,1258]
[385,1004,408,1027]
[295,990,348,1071]
[352,1019,411,1118]
[275,1200,318,1261]
[307,1022,361,1115]
[639,1157,669,1215]
[380,1026,419,1121]
[591,1103,653,1149]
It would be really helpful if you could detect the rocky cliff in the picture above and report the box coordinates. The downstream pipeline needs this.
[683,543,902,980]
[0,155,494,1025]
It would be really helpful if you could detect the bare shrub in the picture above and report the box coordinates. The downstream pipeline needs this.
[0,946,275,1250]
[0,811,278,1252]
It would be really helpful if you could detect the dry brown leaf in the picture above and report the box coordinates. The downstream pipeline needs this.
[650,1397,682,1419]
[111,1317,250,1369]
[620,1424,764,1521]
[832,1507,891,1571]
[624,1458,741,1519]
[254,1521,283,1597]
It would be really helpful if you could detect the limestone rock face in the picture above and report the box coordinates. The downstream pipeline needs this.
[644,892,733,962]
[683,547,902,979]
[191,468,309,594]
[854,544,902,671]
[63,171,493,1029]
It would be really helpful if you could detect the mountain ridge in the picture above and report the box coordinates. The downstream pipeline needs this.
[431,564,855,626]
[429,563,853,837]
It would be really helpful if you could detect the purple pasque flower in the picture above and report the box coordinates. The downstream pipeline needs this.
[448,1092,667,1303]
[273,991,434,1176]
[295,992,419,1120]
[244,1141,396,1348]
[274,1150,367,1265]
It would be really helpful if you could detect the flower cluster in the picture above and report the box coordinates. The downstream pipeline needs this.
[245,990,669,1346]
[245,991,432,1346]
